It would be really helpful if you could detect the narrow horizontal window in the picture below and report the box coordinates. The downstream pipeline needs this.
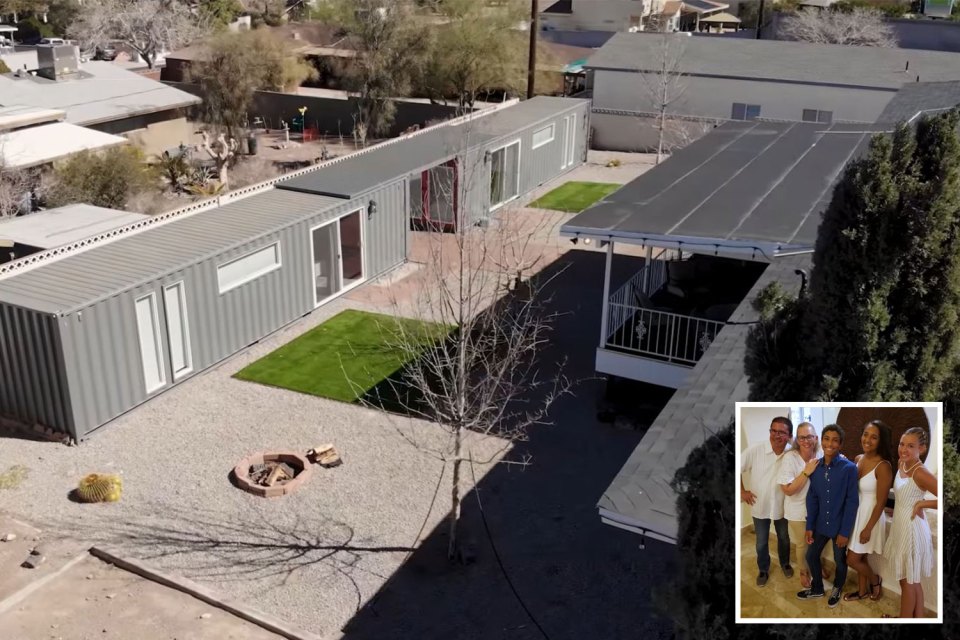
[532,123,555,149]
[802,109,832,124]
[217,243,281,293]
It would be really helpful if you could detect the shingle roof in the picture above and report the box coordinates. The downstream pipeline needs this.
[598,254,811,543]
[278,97,587,199]
[585,32,960,89]
[875,80,960,123]
[0,189,342,314]
[0,61,201,126]
[561,120,884,254]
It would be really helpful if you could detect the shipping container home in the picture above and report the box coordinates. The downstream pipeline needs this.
[278,97,591,231]
[0,97,590,441]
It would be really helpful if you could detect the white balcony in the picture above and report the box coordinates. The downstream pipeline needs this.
[595,247,763,388]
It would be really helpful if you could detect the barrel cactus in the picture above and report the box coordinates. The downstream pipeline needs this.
[76,474,123,503]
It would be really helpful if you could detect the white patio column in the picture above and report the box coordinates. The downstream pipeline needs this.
[599,240,614,347]
[642,244,653,294]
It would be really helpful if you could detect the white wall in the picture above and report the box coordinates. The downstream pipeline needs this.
[593,69,896,122]
[590,69,898,150]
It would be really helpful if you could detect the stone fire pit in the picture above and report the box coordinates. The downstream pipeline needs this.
[232,451,312,498]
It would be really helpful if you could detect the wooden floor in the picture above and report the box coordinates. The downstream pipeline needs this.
[739,529,908,619]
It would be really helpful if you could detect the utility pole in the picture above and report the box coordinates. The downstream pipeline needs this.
[527,0,538,99]
[755,0,765,39]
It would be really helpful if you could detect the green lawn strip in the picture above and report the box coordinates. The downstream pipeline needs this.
[234,309,447,403]
[528,181,621,213]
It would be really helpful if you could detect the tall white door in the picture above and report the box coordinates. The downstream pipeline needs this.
[135,293,166,393]
[163,282,192,380]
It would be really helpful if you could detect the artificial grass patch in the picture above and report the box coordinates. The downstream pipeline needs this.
[528,181,621,213]
[234,309,447,404]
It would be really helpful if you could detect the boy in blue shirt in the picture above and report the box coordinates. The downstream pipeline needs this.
[797,423,859,608]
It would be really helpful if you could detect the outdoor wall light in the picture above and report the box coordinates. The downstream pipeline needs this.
[484,150,492,164]
[367,199,377,219]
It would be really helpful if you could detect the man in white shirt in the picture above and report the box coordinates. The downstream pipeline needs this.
[741,416,793,587]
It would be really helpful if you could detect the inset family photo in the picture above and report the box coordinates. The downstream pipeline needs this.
[735,403,943,623]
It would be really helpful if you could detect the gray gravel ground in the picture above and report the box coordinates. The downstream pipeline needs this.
[0,153,673,639]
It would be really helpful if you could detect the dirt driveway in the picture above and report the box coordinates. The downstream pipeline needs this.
[0,513,284,640]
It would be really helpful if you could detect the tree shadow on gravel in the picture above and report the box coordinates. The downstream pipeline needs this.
[339,250,679,640]
[57,503,413,614]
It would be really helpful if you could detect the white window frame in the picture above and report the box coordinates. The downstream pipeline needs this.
[134,292,166,394]
[488,139,522,212]
[310,208,367,308]
[217,242,282,294]
[565,114,576,168]
[531,123,555,150]
[163,281,193,380]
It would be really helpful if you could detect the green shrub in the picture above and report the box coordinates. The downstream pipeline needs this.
[47,146,157,210]
[15,16,54,42]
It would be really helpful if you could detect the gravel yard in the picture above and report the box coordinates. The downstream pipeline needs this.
[0,152,673,639]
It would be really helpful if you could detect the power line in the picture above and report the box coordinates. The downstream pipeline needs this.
[468,457,551,640]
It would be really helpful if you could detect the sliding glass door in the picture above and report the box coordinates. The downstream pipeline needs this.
[489,141,520,210]
[311,210,365,307]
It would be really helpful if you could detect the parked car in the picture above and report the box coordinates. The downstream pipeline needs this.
[38,37,67,45]
[94,44,118,61]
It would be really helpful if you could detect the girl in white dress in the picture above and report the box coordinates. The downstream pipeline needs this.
[843,420,893,602]
[882,426,938,618]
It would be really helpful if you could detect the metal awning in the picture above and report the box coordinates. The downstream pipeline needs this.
[561,121,887,259]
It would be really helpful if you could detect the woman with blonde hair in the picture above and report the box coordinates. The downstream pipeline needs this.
[778,421,828,588]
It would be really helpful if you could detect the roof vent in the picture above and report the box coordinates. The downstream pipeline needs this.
[905,60,910,72]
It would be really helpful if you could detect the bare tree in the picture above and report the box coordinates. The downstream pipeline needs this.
[0,166,32,218]
[777,7,897,47]
[199,130,238,189]
[638,34,689,164]
[69,0,206,69]
[351,129,572,560]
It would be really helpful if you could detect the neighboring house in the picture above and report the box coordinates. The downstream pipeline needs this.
[541,0,730,32]
[0,105,128,170]
[0,204,147,264]
[559,119,882,542]
[0,96,590,442]
[0,49,201,156]
[161,22,350,84]
[585,32,960,151]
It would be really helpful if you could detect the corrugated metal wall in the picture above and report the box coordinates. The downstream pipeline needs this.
[58,180,407,439]
[0,303,74,436]
[459,102,591,226]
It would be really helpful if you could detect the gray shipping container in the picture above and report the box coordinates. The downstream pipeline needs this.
[0,97,590,441]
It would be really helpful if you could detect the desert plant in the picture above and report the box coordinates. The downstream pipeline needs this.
[75,473,123,503]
